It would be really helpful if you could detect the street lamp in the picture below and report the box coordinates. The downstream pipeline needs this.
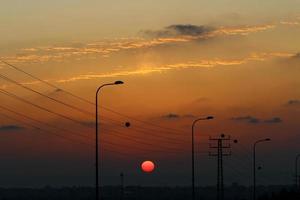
[192,116,214,200]
[253,138,271,200]
[295,154,300,189]
[95,80,124,200]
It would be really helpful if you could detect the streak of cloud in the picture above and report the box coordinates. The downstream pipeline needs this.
[0,23,278,65]
[161,113,196,120]
[231,116,282,124]
[285,99,300,106]
[56,52,293,83]
[231,116,260,124]
[142,24,213,37]
[264,117,282,124]
[0,125,24,132]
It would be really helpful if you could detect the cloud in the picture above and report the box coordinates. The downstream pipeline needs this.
[214,24,275,36]
[264,117,282,124]
[56,53,292,83]
[0,23,278,65]
[285,99,300,106]
[161,113,196,120]
[143,24,275,39]
[162,113,180,119]
[0,125,24,132]
[280,20,300,26]
[231,116,282,124]
[168,24,212,36]
[57,68,164,83]
[1,38,192,64]
[231,116,261,124]
[1,50,294,87]
[143,24,213,37]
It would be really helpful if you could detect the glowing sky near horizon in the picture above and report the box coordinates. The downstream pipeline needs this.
[0,0,299,187]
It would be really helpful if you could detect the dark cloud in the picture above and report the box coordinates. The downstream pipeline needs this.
[0,125,24,132]
[231,116,260,124]
[167,24,213,36]
[54,88,62,92]
[162,113,180,119]
[46,88,64,96]
[231,116,282,124]
[142,24,213,38]
[286,99,300,106]
[264,117,282,124]
[161,113,196,120]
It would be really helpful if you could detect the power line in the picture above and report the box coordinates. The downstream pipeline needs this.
[0,111,164,159]
[0,88,88,126]
[0,73,94,116]
[0,104,196,154]
[0,105,92,141]
[1,60,188,135]
[0,104,190,149]
[0,112,92,147]
[92,112,191,144]
[0,68,192,144]
[0,61,207,153]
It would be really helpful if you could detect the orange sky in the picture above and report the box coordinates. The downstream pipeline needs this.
[0,0,300,187]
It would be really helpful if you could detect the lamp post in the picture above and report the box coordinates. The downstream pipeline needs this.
[192,116,214,200]
[120,172,124,200]
[295,154,300,189]
[253,138,271,200]
[95,81,124,200]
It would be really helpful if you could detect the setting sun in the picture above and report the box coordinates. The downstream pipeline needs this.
[141,161,155,173]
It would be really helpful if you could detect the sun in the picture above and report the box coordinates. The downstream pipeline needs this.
[141,161,155,173]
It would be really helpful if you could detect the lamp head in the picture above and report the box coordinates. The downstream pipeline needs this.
[125,122,131,127]
[265,138,271,141]
[206,116,214,120]
[114,80,124,85]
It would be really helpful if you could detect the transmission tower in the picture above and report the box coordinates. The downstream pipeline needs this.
[209,134,237,200]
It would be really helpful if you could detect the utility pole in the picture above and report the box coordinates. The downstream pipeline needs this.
[209,134,237,200]
[295,154,300,190]
[120,172,124,200]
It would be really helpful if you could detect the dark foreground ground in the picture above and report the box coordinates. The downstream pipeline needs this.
[0,185,299,200]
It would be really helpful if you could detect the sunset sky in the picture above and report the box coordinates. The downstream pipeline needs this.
[0,0,300,187]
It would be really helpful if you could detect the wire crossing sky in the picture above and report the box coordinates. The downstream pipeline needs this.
[0,0,299,187]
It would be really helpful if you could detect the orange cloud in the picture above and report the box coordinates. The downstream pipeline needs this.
[280,20,300,26]
[213,24,275,36]
[56,52,292,83]
[0,23,279,65]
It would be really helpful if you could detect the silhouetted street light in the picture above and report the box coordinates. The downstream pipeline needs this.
[253,138,271,200]
[192,116,214,200]
[120,172,124,200]
[295,154,300,189]
[125,122,131,127]
[95,81,124,200]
